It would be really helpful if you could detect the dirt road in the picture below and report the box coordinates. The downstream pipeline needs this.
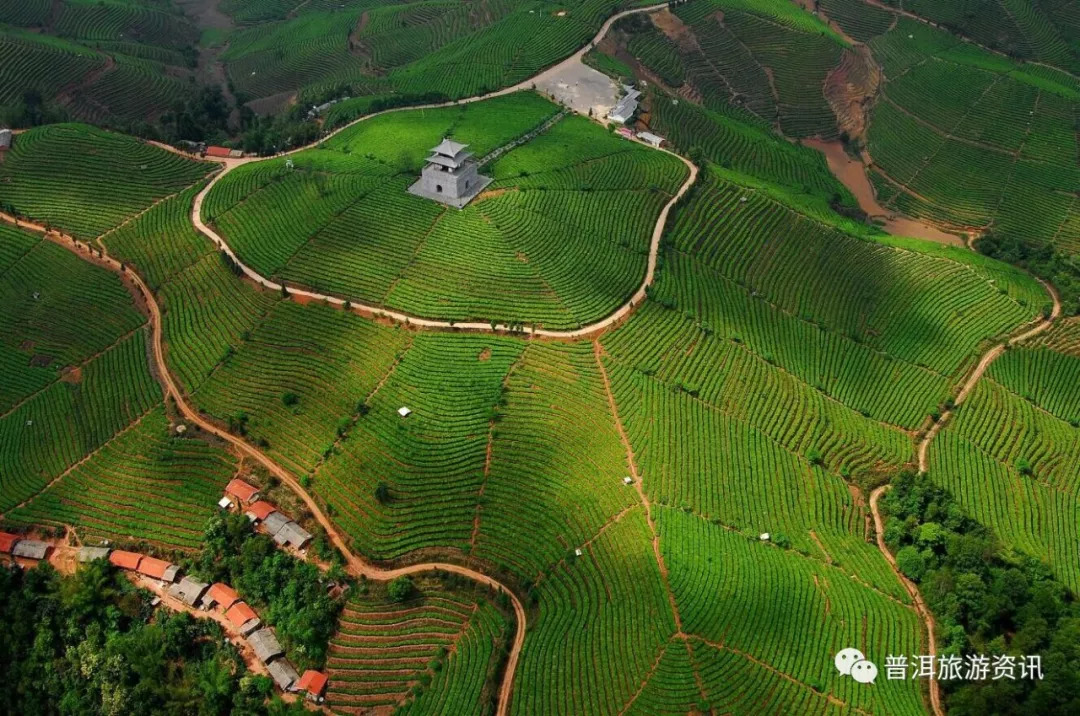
[869,485,943,716]
[885,279,1059,716]
[0,211,527,716]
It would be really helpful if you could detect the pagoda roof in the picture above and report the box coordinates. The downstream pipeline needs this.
[425,151,473,169]
[431,137,469,157]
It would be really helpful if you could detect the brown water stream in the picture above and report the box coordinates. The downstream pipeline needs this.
[806,138,966,247]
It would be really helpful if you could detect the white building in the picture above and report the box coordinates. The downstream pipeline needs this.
[0,129,12,150]
[407,138,491,209]
[637,131,665,148]
[607,86,641,124]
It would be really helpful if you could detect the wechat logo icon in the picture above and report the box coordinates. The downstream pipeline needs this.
[835,648,878,684]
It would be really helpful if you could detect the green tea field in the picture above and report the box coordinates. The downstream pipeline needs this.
[3,0,1079,713]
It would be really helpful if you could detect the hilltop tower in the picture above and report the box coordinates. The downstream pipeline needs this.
[408,138,491,209]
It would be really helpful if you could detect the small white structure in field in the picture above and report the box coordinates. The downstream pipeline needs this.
[176,424,187,435]
[623,476,633,485]
[0,128,12,150]
[397,406,412,418]
[217,496,233,510]
[759,533,770,542]
[575,548,583,557]
[285,158,294,170]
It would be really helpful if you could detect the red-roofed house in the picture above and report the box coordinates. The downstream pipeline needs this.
[137,557,181,582]
[226,601,261,635]
[109,550,142,571]
[205,145,232,158]
[205,582,240,611]
[0,532,19,554]
[225,478,260,504]
[245,500,278,523]
[297,670,329,701]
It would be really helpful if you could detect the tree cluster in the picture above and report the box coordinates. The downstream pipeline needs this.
[978,232,1079,316]
[884,471,1080,714]
[0,560,305,715]
[187,513,347,671]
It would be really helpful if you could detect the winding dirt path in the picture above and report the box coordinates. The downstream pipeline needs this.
[0,211,526,716]
[917,279,1061,472]
[868,485,943,716]
[186,4,698,340]
[5,9,681,712]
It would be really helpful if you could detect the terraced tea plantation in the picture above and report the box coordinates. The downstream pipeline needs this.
[0,0,201,125]
[0,218,233,549]
[220,0,625,108]
[327,577,509,713]
[204,92,688,329]
[861,19,1080,284]
[602,0,848,138]
[927,321,1080,593]
[0,124,211,239]
[5,0,1080,713]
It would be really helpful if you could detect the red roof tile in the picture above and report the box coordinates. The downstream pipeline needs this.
[207,583,240,610]
[245,500,278,521]
[225,601,258,627]
[297,670,328,696]
[205,146,232,158]
[136,556,172,579]
[109,550,142,571]
[0,532,18,554]
[226,478,260,502]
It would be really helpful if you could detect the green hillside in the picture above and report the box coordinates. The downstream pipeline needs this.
[5,1,1080,713]
[204,93,688,329]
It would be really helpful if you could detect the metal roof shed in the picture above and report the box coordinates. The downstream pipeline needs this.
[168,576,209,607]
[78,546,111,562]
[273,522,312,549]
[12,540,50,560]
[248,628,284,664]
[261,511,290,536]
[267,660,300,692]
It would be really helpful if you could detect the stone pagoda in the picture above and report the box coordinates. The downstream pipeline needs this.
[407,137,491,209]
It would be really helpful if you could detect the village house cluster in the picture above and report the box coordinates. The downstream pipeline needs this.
[0,476,327,701]
[220,477,313,551]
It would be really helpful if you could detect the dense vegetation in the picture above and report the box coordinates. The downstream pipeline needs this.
[0,559,305,715]
[884,471,1080,714]
[188,511,346,672]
